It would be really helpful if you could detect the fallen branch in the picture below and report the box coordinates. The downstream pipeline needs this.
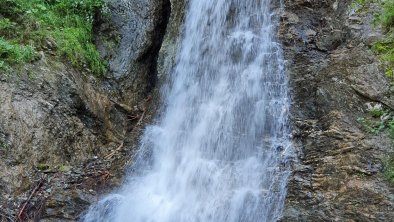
[0,209,15,222]
[137,111,146,126]
[104,142,124,160]
[17,178,45,222]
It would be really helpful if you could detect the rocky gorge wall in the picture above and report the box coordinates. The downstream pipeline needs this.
[279,0,394,220]
[0,0,393,221]
[0,0,171,220]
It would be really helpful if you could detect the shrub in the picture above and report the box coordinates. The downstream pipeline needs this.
[380,0,394,27]
[367,103,385,117]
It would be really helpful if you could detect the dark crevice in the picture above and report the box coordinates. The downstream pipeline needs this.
[138,0,172,95]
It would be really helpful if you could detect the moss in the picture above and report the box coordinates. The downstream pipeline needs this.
[36,163,50,171]
[57,165,71,172]
[0,0,108,77]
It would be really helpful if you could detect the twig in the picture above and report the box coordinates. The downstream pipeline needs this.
[17,179,44,221]
[104,142,124,160]
[0,210,15,222]
[137,111,146,126]
[128,114,140,121]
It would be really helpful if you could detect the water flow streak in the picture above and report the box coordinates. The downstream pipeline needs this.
[84,0,292,221]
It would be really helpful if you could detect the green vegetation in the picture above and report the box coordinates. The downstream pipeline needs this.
[358,103,394,183]
[350,0,394,184]
[0,141,9,151]
[0,0,108,76]
[357,108,389,135]
[372,0,394,78]
[350,0,369,12]
[354,0,368,7]
[36,163,50,171]
[368,103,386,117]
[36,163,71,172]
[379,0,394,27]
[374,0,394,184]
[0,38,36,72]
[57,164,71,172]
[357,117,386,135]
[384,157,394,183]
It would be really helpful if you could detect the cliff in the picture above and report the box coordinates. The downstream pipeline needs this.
[280,0,394,220]
[0,0,393,221]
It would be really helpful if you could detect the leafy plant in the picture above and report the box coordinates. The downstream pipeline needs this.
[379,0,394,27]
[0,141,9,151]
[367,103,385,117]
[358,103,394,184]
[357,117,386,134]
[387,117,394,137]
[370,0,394,79]
[0,0,108,76]
[369,0,394,184]
[383,156,394,183]
[0,37,36,72]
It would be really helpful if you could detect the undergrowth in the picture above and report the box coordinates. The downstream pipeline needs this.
[374,0,394,184]
[352,0,394,184]
[384,156,394,183]
[0,0,108,76]
[358,103,394,183]
[372,0,394,78]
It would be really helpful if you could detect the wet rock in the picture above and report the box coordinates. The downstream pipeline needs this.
[0,0,172,220]
[280,0,394,221]
[282,12,300,24]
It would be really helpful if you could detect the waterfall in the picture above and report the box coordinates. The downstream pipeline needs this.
[83,0,292,221]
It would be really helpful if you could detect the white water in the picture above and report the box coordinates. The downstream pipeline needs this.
[83,0,292,221]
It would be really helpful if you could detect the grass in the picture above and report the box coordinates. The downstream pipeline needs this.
[0,38,36,71]
[384,156,394,183]
[379,0,394,27]
[375,0,394,184]
[0,0,108,76]
[371,0,394,79]
[357,117,386,134]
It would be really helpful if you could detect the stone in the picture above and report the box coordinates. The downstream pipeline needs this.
[282,12,300,24]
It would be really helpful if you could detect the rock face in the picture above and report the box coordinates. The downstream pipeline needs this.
[279,0,394,220]
[0,0,171,221]
[1,0,393,221]
[94,0,171,105]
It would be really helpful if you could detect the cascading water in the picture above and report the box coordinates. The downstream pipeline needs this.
[83,0,292,221]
